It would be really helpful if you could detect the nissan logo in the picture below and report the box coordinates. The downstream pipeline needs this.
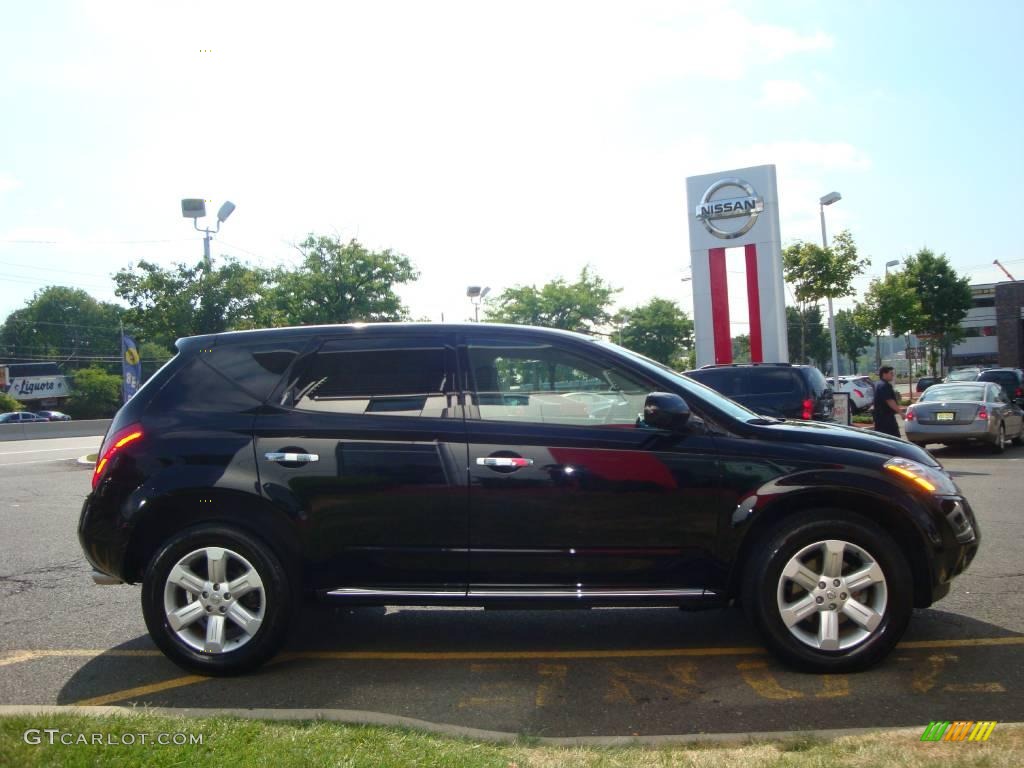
[695,177,764,240]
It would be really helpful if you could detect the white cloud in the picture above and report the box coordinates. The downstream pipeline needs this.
[0,172,21,194]
[759,80,812,107]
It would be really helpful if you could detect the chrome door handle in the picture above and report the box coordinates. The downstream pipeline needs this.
[264,452,319,463]
[476,457,533,468]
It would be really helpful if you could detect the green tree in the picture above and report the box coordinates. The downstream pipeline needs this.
[835,307,872,374]
[0,391,24,412]
[484,267,619,332]
[614,298,693,367]
[731,334,751,364]
[270,236,418,325]
[783,230,870,375]
[900,248,972,374]
[114,257,274,349]
[862,271,925,399]
[1,286,124,369]
[786,305,829,367]
[64,366,122,419]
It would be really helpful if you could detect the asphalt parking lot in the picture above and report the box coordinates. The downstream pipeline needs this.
[1,436,1022,737]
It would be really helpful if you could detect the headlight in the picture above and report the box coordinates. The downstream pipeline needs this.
[884,457,959,495]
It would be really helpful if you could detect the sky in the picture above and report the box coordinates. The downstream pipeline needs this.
[2,0,1023,334]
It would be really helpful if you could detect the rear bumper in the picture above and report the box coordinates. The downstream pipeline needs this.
[905,423,994,443]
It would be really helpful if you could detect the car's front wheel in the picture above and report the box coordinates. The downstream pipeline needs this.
[142,524,292,676]
[743,511,912,672]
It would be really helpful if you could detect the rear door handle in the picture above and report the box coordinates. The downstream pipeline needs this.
[264,452,319,463]
[476,457,533,468]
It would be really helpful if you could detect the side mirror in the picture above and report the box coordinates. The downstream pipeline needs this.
[644,392,691,432]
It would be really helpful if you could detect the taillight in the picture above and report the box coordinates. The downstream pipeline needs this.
[905,409,915,421]
[1016,387,1023,398]
[92,424,144,490]
[854,389,863,398]
[802,398,813,420]
[976,406,988,421]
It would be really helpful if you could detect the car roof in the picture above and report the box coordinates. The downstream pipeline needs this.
[178,322,602,349]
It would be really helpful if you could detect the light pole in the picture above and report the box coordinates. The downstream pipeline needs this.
[819,191,841,380]
[876,260,900,368]
[181,199,236,270]
[467,286,490,322]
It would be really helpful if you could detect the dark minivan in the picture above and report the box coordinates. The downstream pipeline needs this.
[684,363,834,421]
[79,324,979,676]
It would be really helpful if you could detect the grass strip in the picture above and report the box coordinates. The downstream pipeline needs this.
[2,713,1023,767]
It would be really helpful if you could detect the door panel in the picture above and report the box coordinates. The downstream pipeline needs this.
[461,335,725,591]
[254,336,469,592]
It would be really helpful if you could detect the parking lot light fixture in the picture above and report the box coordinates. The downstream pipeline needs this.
[820,192,841,379]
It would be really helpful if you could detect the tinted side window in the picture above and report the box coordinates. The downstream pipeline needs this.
[146,356,266,413]
[204,342,305,401]
[467,340,652,426]
[687,368,746,396]
[748,369,801,396]
[293,343,450,417]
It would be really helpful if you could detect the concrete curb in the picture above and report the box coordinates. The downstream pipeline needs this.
[76,455,96,466]
[0,705,1019,746]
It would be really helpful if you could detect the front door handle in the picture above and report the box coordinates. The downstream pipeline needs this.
[476,457,533,468]
[264,452,319,463]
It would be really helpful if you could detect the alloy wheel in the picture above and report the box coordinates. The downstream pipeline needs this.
[162,546,266,654]
[776,538,888,652]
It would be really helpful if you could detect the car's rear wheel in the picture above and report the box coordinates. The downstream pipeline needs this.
[991,423,1006,454]
[142,524,291,676]
[742,511,912,672]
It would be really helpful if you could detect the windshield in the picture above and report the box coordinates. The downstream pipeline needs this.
[946,369,980,381]
[920,384,987,402]
[598,341,763,422]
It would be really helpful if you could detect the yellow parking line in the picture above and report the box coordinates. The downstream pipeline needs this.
[0,636,1021,671]
[898,637,1024,650]
[73,675,209,707]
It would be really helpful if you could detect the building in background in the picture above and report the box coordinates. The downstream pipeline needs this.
[949,281,1024,368]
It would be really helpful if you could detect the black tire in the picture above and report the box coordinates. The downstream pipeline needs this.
[142,524,292,676]
[991,423,1006,454]
[741,510,912,673]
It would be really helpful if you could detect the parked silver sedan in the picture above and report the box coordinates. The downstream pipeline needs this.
[905,382,1024,453]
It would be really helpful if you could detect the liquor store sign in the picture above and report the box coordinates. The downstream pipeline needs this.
[5,376,71,401]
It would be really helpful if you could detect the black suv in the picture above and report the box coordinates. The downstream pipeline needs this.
[683,363,834,421]
[79,324,979,675]
[976,368,1024,407]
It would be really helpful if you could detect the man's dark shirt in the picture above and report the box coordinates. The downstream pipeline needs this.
[873,378,900,436]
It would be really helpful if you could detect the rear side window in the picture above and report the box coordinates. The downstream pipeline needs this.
[748,369,801,396]
[688,368,746,396]
[203,342,305,401]
[146,356,267,413]
[978,371,1017,388]
[291,341,451,417]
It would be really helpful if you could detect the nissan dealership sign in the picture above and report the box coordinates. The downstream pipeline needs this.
[685,164,788,366]
[695,177,765,239]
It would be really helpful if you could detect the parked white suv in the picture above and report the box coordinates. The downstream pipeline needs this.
[829,375,875,413]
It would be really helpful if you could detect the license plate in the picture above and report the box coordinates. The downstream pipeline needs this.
[936,412,955,421]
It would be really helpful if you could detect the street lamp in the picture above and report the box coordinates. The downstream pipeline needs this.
[181,199,236,270]
[885,259,899,275]
[467,285,490,322]
[819,191,842,380]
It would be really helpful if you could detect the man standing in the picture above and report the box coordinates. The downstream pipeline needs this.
[873,366,903,438]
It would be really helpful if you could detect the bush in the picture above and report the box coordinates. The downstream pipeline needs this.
[0,391,25,413]
[65,367,122,419]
